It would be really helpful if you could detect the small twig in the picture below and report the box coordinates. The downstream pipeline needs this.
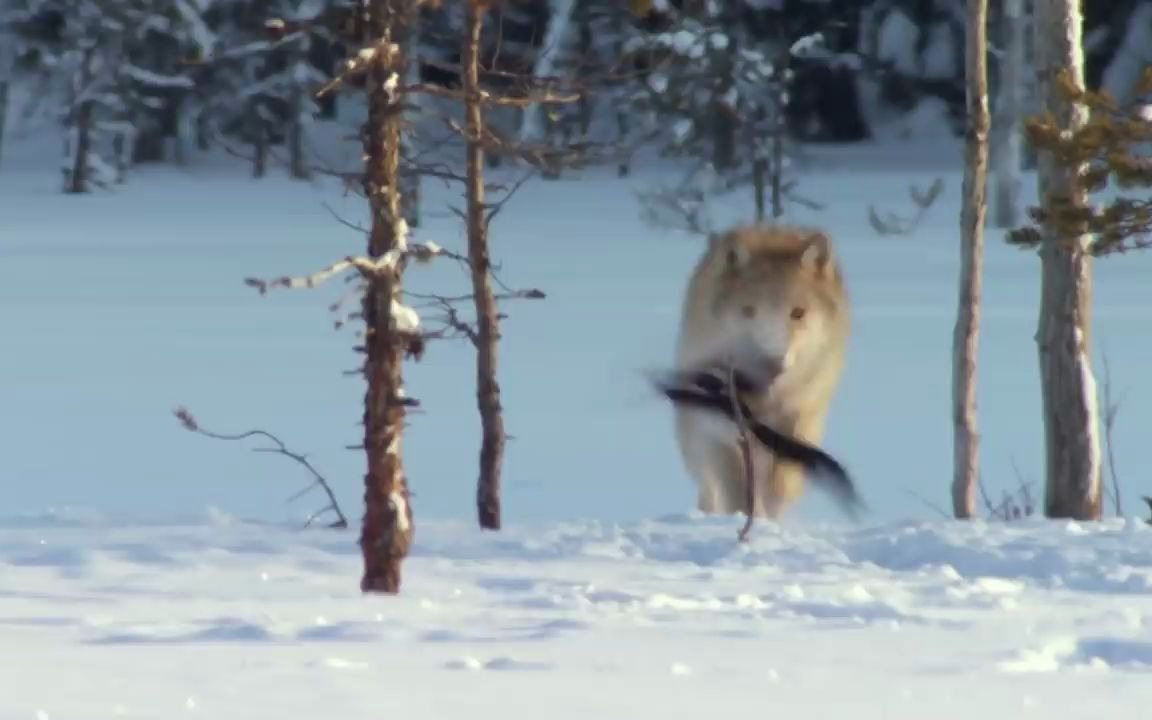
[173,406,348,529]
[1010,455,1036,517]
[727,361,757,543]
[978,473,997,517]
[485,171,535,227]
[321,201,368,234]
[899,487,952,519]
[867,178,945,236]
[1101,348,1125,516]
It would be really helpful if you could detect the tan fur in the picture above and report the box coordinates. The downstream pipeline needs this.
[673,224,850,518]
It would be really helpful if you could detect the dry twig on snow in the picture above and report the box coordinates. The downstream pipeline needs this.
[173,406,348,529]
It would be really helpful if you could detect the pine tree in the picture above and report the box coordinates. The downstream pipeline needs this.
[624,1,828,231]
[1000,1,1152,520]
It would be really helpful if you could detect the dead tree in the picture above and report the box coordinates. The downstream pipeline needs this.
[355,0,420,593]
[405,2,594,531]
[247,0,427,593]
[952,0,990,520]
[463,0,506,531]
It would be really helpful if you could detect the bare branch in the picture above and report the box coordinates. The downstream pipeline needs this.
[244,254,400,293]
[899,487,952,519]
[728,362,757,543]
[407,82,580,107]
[173,406,348,529]
[867,178,946,236]
[1101,347,1125,516]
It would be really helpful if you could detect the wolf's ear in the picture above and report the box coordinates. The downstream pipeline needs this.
[800,231,832,273]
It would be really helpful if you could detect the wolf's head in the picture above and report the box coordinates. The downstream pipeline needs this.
[704,225,847,384]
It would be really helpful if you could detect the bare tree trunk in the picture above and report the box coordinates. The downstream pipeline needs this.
[399,19,421,227]
[289,103,309,180]
[993,0,1024,228]
[252,113,267,179]
[359,0,416,593]
[464,0,506,531]
[288,50,311,181]
[1033,0,1101,520]
[752,150,766,222]
[952,0,990,520]
[65,48,96,195]
[517,0,575,147]
[769,97,784,219]
[0,31,13,169]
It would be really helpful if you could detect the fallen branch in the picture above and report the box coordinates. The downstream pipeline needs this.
[173,406,348,529]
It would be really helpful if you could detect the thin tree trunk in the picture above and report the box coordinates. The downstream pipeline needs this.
[0,31,13,169]
[252,112,267,178]
[66,48,96,195]
[517,0,575,146]
[289,39,311,181]
[993,0,1024,228]
[360,0,416,593]
[952,0,990,520]
[464,0,506,531]
[770,92,784,219]
[399,19,421,226]
[1033,0,1101,520]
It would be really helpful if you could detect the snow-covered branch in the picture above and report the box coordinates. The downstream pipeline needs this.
[243,241,446,295]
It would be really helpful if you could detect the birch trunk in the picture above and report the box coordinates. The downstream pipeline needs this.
[1032,0,1101,520]
[360,0,416,593]
[952,0,989,519]
[992,0,1024,228]
[464,0,507,531]
[517,0,575,146]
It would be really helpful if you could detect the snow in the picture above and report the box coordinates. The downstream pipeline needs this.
[4,70,1152,716]
[121,63,195,89]
[1100,2,1152,108]
[660,29,701,56]
[0,513,1151,717]
[789,32,825,59]
[876,8,920,76]
[391,298,420,333]
[920,21,958,81]
[646,72,668,94]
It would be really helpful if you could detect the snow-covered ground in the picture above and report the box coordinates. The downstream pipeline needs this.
[1,513,1151,718]
[3,88,1152,716]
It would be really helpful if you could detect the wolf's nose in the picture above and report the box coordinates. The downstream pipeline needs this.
[733,355,784,392]
[759,356,784,383]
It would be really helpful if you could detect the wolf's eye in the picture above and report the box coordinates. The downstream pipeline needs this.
[790,306,807,321]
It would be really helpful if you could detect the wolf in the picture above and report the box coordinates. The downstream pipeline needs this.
[673,224,850,518]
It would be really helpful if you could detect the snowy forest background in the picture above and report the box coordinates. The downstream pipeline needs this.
[4,0,1150,194]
